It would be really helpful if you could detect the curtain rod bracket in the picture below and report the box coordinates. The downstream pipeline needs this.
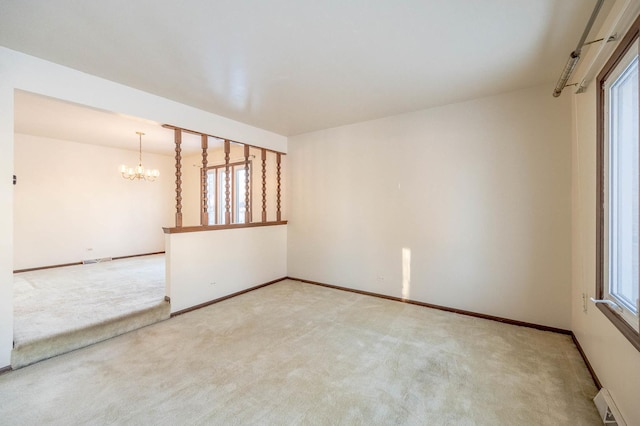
[573,34,619,95]
[583,34,618,46]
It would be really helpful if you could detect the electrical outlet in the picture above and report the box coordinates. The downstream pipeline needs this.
[582,293,588,313]
[376,274,385,282]
[210,282,216,286]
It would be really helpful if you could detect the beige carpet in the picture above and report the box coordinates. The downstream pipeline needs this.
[0,279,600,425]
[12,254,169,368]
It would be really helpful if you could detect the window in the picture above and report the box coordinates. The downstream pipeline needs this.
[597,15,640,351]
[217,169,228,224]
[235,167,249,223]
[205,162,251,225]
[206,168,216,224]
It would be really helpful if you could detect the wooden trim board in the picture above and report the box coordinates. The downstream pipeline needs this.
[162,124,287,156]
[288,277,571,335]
[287,277,605,389]
[13,261,82,274]
[112,251,165,261]
[163,220,287,234]
[170,277,288,317]
[4,275,602,390]
[595,12,640,353]
[13,251,165,274]
[571,332,602,389]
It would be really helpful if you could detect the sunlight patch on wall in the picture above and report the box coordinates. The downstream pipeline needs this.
[402,247,411,300]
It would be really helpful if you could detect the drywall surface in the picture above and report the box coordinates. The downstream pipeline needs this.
[13,133,175,270]
[0,47,287,368]
[288,83,572,330]
[0,86,14,371]
[571,67,640,426]
[571,88,640,425]
[568,2,640,423]
[166,225,287,313]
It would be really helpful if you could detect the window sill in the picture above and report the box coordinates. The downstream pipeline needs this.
[596,303,640,352]
[163,220,287,234]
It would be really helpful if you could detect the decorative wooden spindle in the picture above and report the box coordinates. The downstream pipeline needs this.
[224,140,231,225]
[261,148,267,222]
[200,134,208,225]
[214,169,219,225]
[174,128,183,227]
[276,153,281,221]
[244,144,251,223]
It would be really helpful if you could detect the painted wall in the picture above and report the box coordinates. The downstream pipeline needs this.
[288,83,572,330]
[570,1,640,424]
[166,225,287,313]
[13,133,175,270]
[3,24,636,425]
[0,47,287,368]
[0,85,14,371]
[571,86,640,426]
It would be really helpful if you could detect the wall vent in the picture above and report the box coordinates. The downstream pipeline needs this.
[82,257,113,265]
[593,389,626,425]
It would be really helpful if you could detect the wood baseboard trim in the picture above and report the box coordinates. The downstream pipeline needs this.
[14,261,82,273]
[0,365,11,375]
[112,251,165,261]
[288,277,572,335]
[170,277,287,317]
[571,332,602,389]
[13,251,166,273]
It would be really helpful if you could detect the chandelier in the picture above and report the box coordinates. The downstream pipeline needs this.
[120,132,160,181]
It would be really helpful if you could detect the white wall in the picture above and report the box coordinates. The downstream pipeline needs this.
[13,133,175,270]
[0,47,287,368]
[166,225,287,313]
[570,2,640,424]
[572,84,640,426]
[0,85,14,371]
[288,83,572,330]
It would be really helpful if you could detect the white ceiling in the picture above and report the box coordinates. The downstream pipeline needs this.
[1,0,608,137]
[14,91,209,156]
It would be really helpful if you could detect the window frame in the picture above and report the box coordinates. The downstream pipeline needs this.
[204,161,251,225]
[596,13,640,352]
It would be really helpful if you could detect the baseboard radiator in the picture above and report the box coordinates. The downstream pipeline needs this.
[594,389,626,426]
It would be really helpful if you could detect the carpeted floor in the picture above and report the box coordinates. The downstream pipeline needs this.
[12,254,169,368]
[0,279,600,425]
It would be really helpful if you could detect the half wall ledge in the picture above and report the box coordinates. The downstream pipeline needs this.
[163,221,288,234]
